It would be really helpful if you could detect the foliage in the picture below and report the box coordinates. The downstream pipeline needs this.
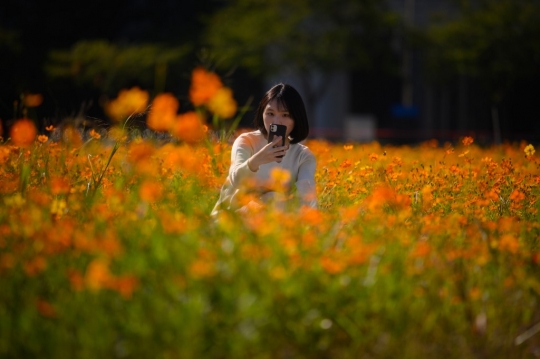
[1,74,540,358]
[422,0,540,101]
[203,0,400,106]
[45,40,191,95]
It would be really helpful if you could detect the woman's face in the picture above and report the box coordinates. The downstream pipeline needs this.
[262,99,295,139]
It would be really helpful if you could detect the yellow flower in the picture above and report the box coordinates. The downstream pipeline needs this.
[524,144,535,157]
[105,87,149,122]
[270,167,291,183]
[207,87,237,119]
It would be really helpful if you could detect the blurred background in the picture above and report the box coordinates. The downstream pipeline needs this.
[1,0,539,144]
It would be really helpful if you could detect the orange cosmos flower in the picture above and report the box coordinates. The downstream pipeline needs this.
[37,135,48,143]
[320,255,345,274]
[45,125,55,131]
[147,93,179,132]
[89,129,101,139]
[369,153,379,161]
[36,298,56,318]
[189,249,216,279]
[270,167,291,184]
[10,118,37,147]
[172,111,206,144]
[509,189,525,203]
[498,234,519,254]
[411,241,431,258]
[300,206,324,226]
[139,180,163,202]
[85,259,113,291]
[462,136,474,146]
[207,87,237,119]
[105,87,149,122]
[111,275,139,298]
[128,140,155,163]
[23,93,43,107]
[189,67,223,106]
[67,269,84,291]
[23,256,47,276]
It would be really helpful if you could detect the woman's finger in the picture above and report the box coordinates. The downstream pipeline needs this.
[271,136,282,146]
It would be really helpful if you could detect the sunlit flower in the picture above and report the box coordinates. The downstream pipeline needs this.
[340,159,352,168]
[207,87,237,119]
[128,140,155,163]
[10,118,37,147]
[105,87,149,122]
[524,144,535,157]
[147,93,179,132]
[89,129,101,139]
[270,167,291,184]
[189,67,223,106]
[172,111,207,144]
[269,167,291,193]
[321,254,345,274]
[23,256,47,276]
[23,93,43,107]
[139,180,163,202]
[189,249,216,279]
[37,135,48,143]
[85,259,112,291]
[51,198,67,217]
[462,136,474,146]
[45,125,55,131]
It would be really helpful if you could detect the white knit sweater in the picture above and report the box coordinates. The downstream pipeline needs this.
[212,130,317,215]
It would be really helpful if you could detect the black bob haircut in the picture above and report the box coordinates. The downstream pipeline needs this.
[253,83,309,144]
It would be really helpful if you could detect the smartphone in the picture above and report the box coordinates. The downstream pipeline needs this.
[268,124,287,158]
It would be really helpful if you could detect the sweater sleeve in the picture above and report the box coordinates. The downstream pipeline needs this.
[227,134,257,187]
[295,149,318,208]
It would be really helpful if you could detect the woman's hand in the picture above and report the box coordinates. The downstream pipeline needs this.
[248,136,289,171]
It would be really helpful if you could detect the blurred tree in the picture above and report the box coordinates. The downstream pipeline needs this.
[422,0,540,143]
[203,0,401,110]
[45,40,191,95]
[0,0,217,124]
[0,27,23,118]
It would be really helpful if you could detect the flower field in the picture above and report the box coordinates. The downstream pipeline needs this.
[1,71,539,358]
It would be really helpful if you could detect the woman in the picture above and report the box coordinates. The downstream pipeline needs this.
[211,83,317,215]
